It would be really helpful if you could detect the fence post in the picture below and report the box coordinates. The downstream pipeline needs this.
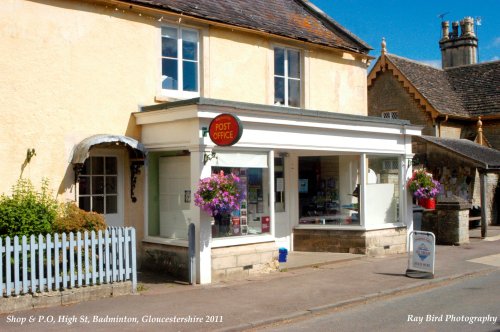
[84,231,90,286]
[46,234,52,292]
[14,236,20,296]
[38,234,45,292]
[30,235,36,293]
[188,223,196,285]
[70,232,75,288]
[105,229,110,284]
[118,228,124,281]
[77,232,82,287]
[54,233,60,291]
[129,228,137,293]
[6,237,12,296]
[91,231,97,285]
[22,236,28,294]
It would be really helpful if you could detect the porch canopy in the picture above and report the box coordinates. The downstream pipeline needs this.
[70,134,146,165]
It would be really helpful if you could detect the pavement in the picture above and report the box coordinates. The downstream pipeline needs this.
[1,226,499,332]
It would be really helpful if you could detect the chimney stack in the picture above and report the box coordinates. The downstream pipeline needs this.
[439,17,478,69]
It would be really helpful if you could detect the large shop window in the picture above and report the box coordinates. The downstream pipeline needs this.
[161,26,199,97]
[212,153,270,238]
[298,155,360,226]
[366,155,401,225]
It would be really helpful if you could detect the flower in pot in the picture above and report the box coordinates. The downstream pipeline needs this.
[194,171,244,235]
[407,168,441,209]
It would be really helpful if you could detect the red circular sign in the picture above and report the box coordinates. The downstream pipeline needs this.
[209,113,243,146]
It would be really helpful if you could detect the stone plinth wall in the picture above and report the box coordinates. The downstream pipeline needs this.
[293,227,407,256]
[421,205,470,245]
[141,242,189,280]
[0,282,132,314]
[422,210,438,235]
[212,242,278,282]
[438,209,469,245]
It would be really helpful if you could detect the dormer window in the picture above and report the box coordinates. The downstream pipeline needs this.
[274,47,301,107]
[161,26,199,98]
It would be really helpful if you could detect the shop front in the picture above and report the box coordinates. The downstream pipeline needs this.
[134,98,421,284]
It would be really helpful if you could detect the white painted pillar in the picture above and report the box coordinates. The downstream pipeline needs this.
[359,154,367,227]
[269,150,275,238]
[189,147,212,284]
[403,155,414,252]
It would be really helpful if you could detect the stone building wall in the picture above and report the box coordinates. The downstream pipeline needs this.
[368,71,434,136]
[293,227,407,256]
[211,242,278,282]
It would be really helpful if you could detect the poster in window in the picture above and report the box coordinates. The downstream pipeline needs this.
[276,178,284,192]
[299,179,308,193]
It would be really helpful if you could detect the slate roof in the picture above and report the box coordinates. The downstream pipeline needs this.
[121,0,371,54]
[418,135,500,170]
[384,54,500,118]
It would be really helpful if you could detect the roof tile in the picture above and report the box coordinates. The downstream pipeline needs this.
[123,0,371,53]
[385,54,500,118]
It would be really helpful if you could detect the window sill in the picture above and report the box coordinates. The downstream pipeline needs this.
[155,91,199,103]
[143,236,188,247]
[294,223,405,231]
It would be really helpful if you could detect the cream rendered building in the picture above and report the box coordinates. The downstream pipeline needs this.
[1,0,420,283]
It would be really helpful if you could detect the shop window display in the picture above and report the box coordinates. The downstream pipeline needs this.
[298,156,360,225]
[211,167,270,238]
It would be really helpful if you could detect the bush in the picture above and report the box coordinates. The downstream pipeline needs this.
[53,202,106,234]
[0,178,58,238]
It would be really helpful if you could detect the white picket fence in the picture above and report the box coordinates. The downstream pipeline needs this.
[0,227,136,297]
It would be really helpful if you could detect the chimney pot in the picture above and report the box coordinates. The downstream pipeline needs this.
[460,17,475,37]
[441,21,449,40]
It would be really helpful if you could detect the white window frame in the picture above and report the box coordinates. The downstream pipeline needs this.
[77,149,124,227]
[273,46,302,107]
[382,111,399,120]
[160,25,200,100]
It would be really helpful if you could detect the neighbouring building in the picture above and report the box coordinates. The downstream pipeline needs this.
[1,0,421,284]
[368,17,500,230]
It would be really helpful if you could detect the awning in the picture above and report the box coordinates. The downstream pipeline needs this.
[70,134,146,165]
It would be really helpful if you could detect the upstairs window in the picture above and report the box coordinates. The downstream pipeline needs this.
[274,47,301,107]
[161,26,199,97]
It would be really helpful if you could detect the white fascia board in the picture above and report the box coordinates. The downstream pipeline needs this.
[197,110,408,136]
[134,105,199,125]
[403,125,423,136]
[136,104,421,138]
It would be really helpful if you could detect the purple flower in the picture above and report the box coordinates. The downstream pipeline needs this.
[194,172,244,217]
[407,169,442,199]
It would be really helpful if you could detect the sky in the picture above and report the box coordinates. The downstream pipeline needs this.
[311,0,500,68]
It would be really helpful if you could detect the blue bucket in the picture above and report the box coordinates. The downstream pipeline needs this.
[278,247,288,263]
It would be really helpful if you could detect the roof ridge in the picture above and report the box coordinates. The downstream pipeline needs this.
[386,53,443,71]
[445,59,500,71]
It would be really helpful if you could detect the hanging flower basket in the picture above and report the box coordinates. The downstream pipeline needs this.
[407,168,441,209]
[194,171,244,217]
